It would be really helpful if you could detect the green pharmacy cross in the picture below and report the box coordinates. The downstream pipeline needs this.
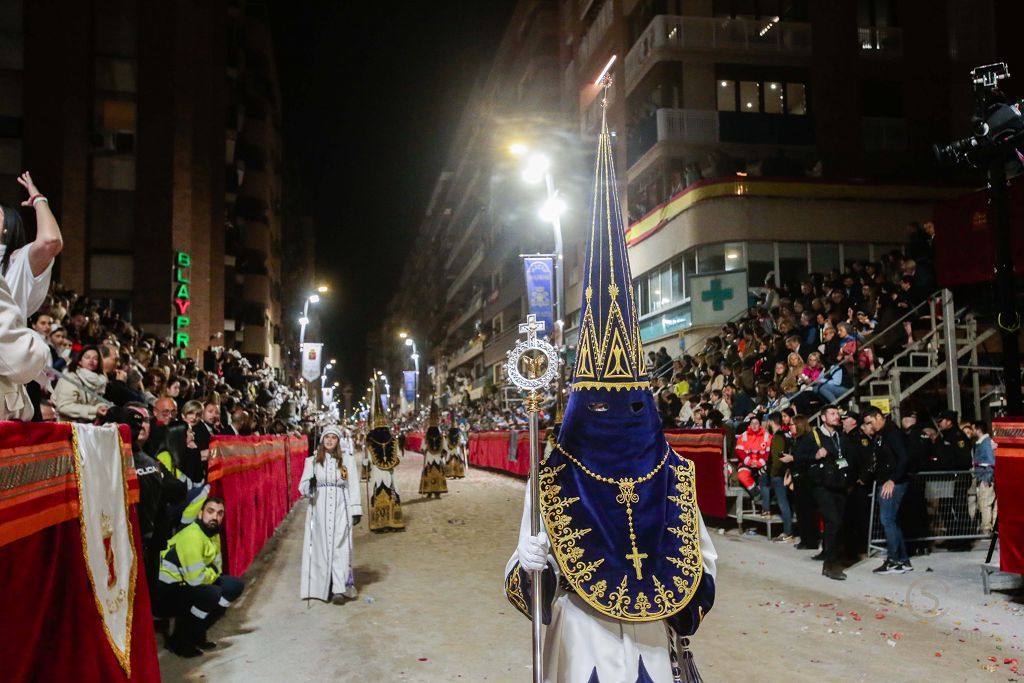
[701,278,734,312]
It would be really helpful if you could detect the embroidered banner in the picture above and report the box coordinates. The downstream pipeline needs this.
[72,423,137,675]
[523,257,554,339]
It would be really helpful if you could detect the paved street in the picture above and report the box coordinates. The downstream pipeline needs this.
[161,455,1023,682]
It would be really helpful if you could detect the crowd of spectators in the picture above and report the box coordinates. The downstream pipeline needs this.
[649,222,938,434]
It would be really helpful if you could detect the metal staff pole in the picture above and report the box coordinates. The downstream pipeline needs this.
[505,314,559,683]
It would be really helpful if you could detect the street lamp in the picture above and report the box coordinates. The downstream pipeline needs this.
[299,293,322,347]
[518,146,566,337]
[400,335,420,414]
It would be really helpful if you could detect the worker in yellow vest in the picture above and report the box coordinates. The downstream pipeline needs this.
[156,496,245,658]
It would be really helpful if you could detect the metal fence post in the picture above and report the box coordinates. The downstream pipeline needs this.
[943,289,961,415]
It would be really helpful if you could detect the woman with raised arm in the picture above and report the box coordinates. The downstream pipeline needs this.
[0,172,64,318]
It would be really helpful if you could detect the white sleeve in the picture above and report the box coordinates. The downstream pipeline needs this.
[0,278,49,386]
[345,453,362,516]
[298,457,314,497]
[4,246,52,318]
[698,515,718,580]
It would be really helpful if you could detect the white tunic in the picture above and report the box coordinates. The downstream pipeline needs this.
[298,453,362,601]
[0,245,52,318]
[506,481,718,683]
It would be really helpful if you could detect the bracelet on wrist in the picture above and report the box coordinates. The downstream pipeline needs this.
[31,195,48,206]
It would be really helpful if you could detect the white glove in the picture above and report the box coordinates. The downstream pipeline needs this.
[517,531,550,572]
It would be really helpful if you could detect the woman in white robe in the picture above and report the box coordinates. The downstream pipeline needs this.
[299,426,362,601]
[506,482,718,683]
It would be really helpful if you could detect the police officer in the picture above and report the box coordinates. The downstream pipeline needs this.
[931,410,972,546]
[156,497,245,657]
[795,405,853,580]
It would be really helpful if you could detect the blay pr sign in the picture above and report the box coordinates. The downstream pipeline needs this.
[688,270,748,326]
[173,252,192,359]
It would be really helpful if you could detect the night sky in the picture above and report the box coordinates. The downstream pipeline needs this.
[271,1,519,387]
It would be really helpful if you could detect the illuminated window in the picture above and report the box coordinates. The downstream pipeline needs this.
[764,82,784,114]
[786,83,807,114]
[717,80,737,112]
[739,81,760,112]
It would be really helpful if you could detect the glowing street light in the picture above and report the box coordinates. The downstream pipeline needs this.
[522,153,550,184]
[539,194,567,223]
[317,285,329,293]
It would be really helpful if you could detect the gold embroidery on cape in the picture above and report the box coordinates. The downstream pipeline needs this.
[539,457,703,622]
[504,563,530,619]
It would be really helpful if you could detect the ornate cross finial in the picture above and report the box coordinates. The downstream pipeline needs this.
[518,314,545,344]
[600,73,614,109]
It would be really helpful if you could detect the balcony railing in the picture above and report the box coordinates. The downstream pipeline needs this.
[857,26,903,57]
[446,245,485,302]
[628,109,720,168]
[577,0,614,68]
[448,337,484,369]
[625,15,812,87]
[447,292,484,335]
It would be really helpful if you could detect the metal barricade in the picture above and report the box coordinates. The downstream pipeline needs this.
[867,470,991,556]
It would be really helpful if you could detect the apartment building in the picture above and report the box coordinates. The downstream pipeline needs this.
[558,0,1004,357]
[0,0,293,368]
[379,0,567,405]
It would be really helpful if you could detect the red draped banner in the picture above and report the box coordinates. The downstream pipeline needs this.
[994,418,1024,575]
[0,422,161,683]
[664,429,728,518]
[406,431,424,453]
[208,435,305,576]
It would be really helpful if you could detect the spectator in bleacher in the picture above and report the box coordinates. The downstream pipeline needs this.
[99,343,146,407]
[766,412,795,542]
[969,420,996,536]
[1,172,63,318]
[52,345,113,422]
[47,324,70,372]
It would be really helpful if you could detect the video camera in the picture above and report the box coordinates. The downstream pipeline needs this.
[933,62,1024,166]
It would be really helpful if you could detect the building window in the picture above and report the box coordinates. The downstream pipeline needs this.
[723,242,745,271]
[718,78,808,115]
[777,242,808,292]
[491,313,503,335]
[764,81,784,114]
[747,241,775,287]
[697,244,726,274]
[810,243,840,274]
[717,80,737,112]
[739,81,760,112]
[786,83,807,114]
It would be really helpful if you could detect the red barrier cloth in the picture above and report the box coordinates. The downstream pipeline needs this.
[0,422,160,683]
[406,431,424,453]
[285,434,309,505]
[466,431,540,478]
[664,429,728,518]
[208,435,292,576]
[994,418,1024,574]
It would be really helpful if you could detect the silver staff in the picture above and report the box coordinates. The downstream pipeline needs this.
[505,314,559,683]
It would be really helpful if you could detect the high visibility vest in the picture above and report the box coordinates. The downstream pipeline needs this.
[159,521,222,586]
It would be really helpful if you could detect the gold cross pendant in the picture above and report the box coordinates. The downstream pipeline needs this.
[625,548,648,580]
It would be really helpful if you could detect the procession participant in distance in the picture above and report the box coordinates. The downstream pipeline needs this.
[419,403,448,499]
[366,382,405,532]
[505,97,716,682]
[156,497,245,658]
[443,412,467,479]
[299,425,362,601]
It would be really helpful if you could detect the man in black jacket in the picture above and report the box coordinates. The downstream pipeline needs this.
[794,405,851,580]
[862,406,912,574]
